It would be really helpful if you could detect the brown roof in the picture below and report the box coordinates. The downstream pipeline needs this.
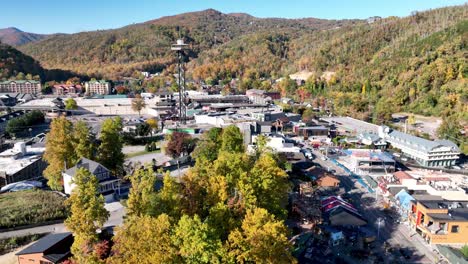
[316,174,340,185]
[394,171,413,181]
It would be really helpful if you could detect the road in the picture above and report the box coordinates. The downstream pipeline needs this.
[0,201,125,239]
[310,148,438,263]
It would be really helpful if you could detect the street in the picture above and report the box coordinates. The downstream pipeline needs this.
[0,201,125,240]
[310,148,439,263]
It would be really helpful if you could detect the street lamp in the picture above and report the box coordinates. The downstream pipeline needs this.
[376,217,385,241]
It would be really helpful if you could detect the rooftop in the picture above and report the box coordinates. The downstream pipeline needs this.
[0,80,40,84]
[0,146,45,175]
[86,80,109,84]
[16,232,72,255]
[321,116,379,134]
[387,129,460,153]
[343,149,395,163]
[64,158,111,182]
[428,209,468,221]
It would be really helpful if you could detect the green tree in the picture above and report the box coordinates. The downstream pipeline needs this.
[460,244,468,258]
[437,114,464,153]
[172,214,226,264]
[131,94,146,116]
[98,117,124,176]
[220,125,244,153]
[253,134,270,157]
[43,116,76,190]
[65,168,109,263]
[192,127,223,163]
[65,98,78,110]
[227,208,296,264]
[374,98,393,125]
[72,121,96,160]
[151,173,183,219]
[109,214,178,264]
[240,153,290,218]
[5,110,44,136]
[126,166,156,218]
[136,122,151,137]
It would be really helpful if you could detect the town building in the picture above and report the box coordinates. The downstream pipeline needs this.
[0,80,42,94]
[381,170,468,201]
[0,93,34,104]
[340,149,396,176]
[246,89,280,104]
[357,132,387,149]
[321,116,379,136]
[379,126,460,167]
[296,126,329,141]
[63,158,119,202]
[52,84,83,95]
[85,80,111,95]
[321,196,367,226]
[249,135,301,153]
[409,199,468,244]
[316,174,340,188]
[0,142,46,187]
[0,93,17,107]
[16,232,73,264]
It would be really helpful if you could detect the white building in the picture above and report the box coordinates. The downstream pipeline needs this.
[386,171,468,201]
[63,158,119,202]
[379,126,460,167]
[85,80,111,95]
[0,142,46,187]
[340,149,395,176]
[248,135,301,154]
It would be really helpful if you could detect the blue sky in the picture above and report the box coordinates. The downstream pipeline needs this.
[1,0,466,34]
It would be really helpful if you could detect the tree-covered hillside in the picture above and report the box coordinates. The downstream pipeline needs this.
[0,43,81,82]
[15,5,468,125]
[190,5,467,121]
[19,9,359,79]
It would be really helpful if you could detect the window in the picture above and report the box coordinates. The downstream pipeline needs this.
[451,225,459,233]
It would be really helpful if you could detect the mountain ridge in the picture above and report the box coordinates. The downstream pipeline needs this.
[0,27,50,46]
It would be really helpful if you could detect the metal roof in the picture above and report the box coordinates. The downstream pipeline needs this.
[387,130,459,153]
[16,232,72,255]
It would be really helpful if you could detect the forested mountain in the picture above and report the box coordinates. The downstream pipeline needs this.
[189,6,467,122]
[19,9,360,79]
[0,27,49,46]
[0,43,79,82]
[15,5,468,124]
